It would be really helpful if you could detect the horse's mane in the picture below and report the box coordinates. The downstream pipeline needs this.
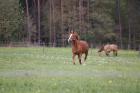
[70,30,80,40]
[73,32,80,40]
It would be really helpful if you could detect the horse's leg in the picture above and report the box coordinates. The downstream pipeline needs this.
[81,51,88,64]
[84,51,88,61]
[115,51,118,56]
[106,53,109,56]
[113,50,117,56]
[105,51,109,56]
[78,54,82,65]
[113,50,115,56]
[72,54,76,65]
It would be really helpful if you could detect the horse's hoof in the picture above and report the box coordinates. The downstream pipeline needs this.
[82,63,86,66]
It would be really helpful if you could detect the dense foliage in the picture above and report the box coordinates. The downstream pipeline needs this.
[0,0,24,43]
[0,0,140,49]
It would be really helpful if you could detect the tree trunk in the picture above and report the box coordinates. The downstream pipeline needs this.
[86,0,90,40]
[37,0,41,45]
[49,0,52,46]
[61,0,64,47]
[116,0,123,49]
[127,0,131,49]
[25,0,31,44]
[33,0,37,8]
[128,21,131,49]
[118,0,123,49]
[79,0,82,36]
[52,0,56,47]
[87,0,90,28]
[133,30,136,50]
[72,0,75,30]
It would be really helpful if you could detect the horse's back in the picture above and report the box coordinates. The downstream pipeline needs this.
[79,40,89,52]
[104,44,118,51]
[110,44,118,51]
[80,41,89,48]
[104,44,110,51]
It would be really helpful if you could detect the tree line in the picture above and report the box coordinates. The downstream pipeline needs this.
[0,0,140,49]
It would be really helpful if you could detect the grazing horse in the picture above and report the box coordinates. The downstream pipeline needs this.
[98,44,118,56]
[68,31,89,65]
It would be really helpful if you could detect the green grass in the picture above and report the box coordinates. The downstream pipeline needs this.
[0,47,140,93]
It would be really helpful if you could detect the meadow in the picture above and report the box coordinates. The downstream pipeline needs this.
[0,47,140,93]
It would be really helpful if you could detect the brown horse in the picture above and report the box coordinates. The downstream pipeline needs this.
[98,44,118,56]
[68,31,89,65]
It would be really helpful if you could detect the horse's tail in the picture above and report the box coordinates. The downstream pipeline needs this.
[85,50,88,61]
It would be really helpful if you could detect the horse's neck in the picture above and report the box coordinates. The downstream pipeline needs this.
[72,40,79,49]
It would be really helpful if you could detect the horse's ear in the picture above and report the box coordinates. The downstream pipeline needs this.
[71,30,74,34]
[74,32,80,40]
[75,32,79,36]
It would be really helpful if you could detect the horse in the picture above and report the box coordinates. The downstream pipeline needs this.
[68,31,89,65]
[98,44,118,56]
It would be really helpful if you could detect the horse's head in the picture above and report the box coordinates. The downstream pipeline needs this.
[68,31,79,43]
[98,45,104,52]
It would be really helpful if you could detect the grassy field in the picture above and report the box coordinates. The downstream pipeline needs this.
[0,47,140,93]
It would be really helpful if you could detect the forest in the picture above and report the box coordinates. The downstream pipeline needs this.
[0,0,140,49]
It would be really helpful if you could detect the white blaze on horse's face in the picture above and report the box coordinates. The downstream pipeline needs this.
[68,34,73,43]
